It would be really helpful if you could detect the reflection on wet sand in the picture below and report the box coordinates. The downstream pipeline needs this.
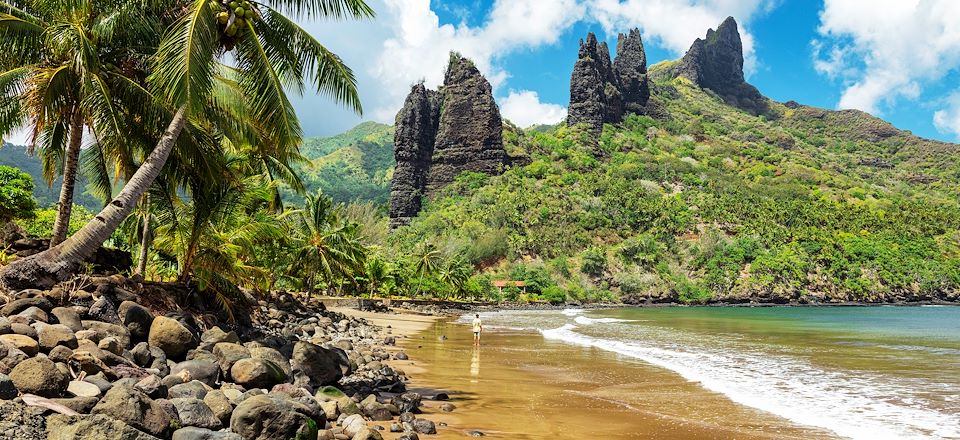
[470,346,480,382]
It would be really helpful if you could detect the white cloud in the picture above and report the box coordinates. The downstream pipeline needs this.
[584,0,778,77]
[934,92,960,139]
[293,0,782,136]
[499,90,568,127]
[814,0,960,115]
[2,126,31,146]
[370,0,584,121]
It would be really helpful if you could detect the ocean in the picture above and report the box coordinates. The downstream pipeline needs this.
[463,306,960,439]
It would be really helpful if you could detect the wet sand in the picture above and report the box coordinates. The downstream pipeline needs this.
[384,317,838,440]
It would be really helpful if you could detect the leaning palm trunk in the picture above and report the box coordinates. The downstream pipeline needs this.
[49,113,84,247]
[0,107,187,290]
[136,195,152,276]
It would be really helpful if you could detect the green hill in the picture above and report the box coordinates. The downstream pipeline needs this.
[391,69,960,304]
[0,143,101,210]
[291,121,395,204]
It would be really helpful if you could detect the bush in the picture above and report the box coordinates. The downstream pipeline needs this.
[0,165,36,222]
[18,205,94,238]
[580,247,607,277]
[539,285,566,304]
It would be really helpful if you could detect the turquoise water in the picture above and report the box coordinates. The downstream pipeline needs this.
[468,306,960,439]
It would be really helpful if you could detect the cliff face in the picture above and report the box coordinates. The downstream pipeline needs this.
[568,29,649,133]
[674,17,768,115]
[427,54,507,194]
[389,83,440,228]
[389,54,506,228]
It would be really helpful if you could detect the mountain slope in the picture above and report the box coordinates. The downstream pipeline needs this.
[292,121,395,204]
[391,65,960,304]
[0,143,101,210]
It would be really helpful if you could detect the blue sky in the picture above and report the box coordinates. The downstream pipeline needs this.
[5,1,956,145]
[283,0,960,143]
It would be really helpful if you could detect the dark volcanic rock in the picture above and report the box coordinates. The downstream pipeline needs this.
[389,83,440,229]
[613,28,649,115]
[674,16,768,115]
[427,53,507,194]
[569,30,650,134]
[389,53,506,228]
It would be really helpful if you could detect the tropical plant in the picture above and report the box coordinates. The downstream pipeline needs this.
[0,0,372,289]
[0,165,36,222]
[410,242,441,298]
[292,190,366,296]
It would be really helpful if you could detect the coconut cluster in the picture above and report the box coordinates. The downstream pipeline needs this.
[212,0,256,46]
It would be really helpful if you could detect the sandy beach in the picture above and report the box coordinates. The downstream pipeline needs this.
[336,308,837,439]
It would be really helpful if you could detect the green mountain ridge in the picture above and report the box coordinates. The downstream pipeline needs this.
[390,65,960,304]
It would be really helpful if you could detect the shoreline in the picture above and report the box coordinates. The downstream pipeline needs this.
[364,308,837,439]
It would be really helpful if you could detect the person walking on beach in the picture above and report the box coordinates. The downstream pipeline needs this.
[472,314,483,346]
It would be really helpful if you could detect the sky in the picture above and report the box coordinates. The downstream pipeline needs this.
[4,0,959,145]
[287,0,960,143]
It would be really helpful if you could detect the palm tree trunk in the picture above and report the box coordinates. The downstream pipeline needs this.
[135,195,152,276]
[0,107,187,291]
[56,107,186,265]
[50,112,84,247]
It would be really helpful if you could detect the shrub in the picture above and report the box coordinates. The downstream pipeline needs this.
[580,247,607,277]
[0,166,36,222]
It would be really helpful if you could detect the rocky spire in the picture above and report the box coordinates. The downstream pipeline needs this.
[675,17,767,114]
[389,83,440,228]
[427,53,507,194]
[569,30,650,134]
[389,53,507,228]
[613,28,649,114]
[568,33,609,134]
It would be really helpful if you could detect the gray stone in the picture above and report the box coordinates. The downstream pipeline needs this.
[203,389,233,425]
[51,307,83,332]
[37,324,77,351]
[47,413,161,440]
[229,394,318,440]
[168,380,210,399]
[0,373,17,399]
[170,359,219,387]
[231,358,285,389]
[88,297,121,324]
[118,301,154,340]
[172,427,243,440]
[91,384,179,438]
[171,398,222,429]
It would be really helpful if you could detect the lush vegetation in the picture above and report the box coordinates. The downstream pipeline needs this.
[4,1,959,307]
[390,74,960,303]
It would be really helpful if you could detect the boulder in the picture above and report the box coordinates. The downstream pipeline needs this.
[148,316,195,359]
[168,380,210,399]
[1,297,53,316]
[10,356,69,397]
[67,380,102,398]
[48,344,73,363]
[231,358,285,390]
[213,342,250,377]
[91,384,179,438]
[51,307,83,332]
[172,427,243,440]
[203,389,233,424]
[0,334,39,356]
[0,373,17,399]
[353,427,384,440]
[290,341,343,386]
[50,395,100,414]
[17,306,48,323]
[341,413,367,438]
[38,324,78,351]
[391,392,422,414]
[412,418,437,435]
[88,297,121,324]
[170,359,219,387]
[0,401,46,439]
[119,301,154,340]
[47,413,161,440]
[229,394,319,440]
[82,320,131,347]
[170,398,222,429]
[248,346,291,378]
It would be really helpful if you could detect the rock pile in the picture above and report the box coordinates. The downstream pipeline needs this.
[389,53,507,228]
[568,29,649,134]
[0,275,445,439]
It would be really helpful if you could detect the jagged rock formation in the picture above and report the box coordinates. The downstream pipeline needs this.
[427,54,507,193]
[614,29,649,115]
[389,84,440,228]
[568,30,649,133]
[674,17,768,115]
[389,54,506,228]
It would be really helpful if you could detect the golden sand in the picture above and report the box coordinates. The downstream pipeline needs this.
[335,310,837,439]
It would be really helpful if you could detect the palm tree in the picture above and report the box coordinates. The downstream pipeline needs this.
[437,254,471,299]
[1,0,372,289]
[411,243,441,298]
[364,257,391,297]
[293,190,367,296]
[0,0,170,247]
